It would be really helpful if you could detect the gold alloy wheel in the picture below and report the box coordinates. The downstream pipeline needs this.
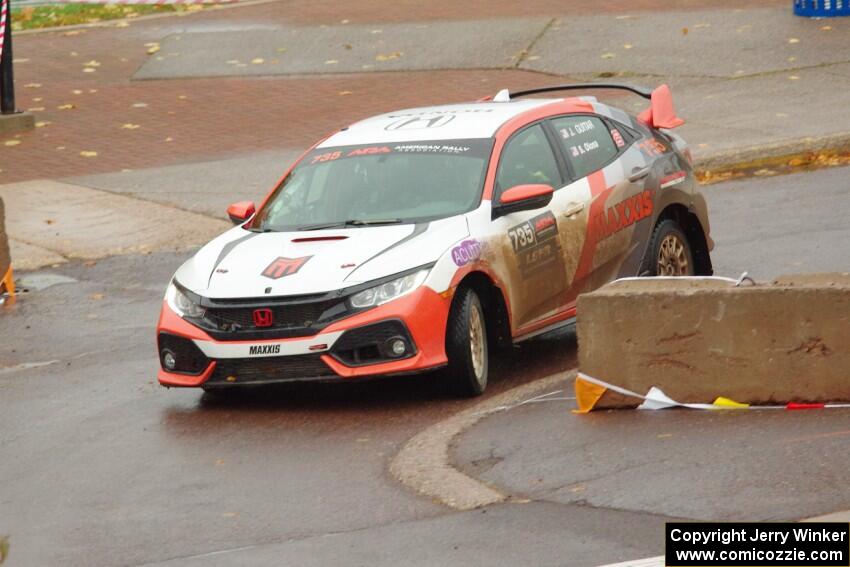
[657,233,692,276]
[468,305,485,382]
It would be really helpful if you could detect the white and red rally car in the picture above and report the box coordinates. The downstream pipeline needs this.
[157,83,713,396]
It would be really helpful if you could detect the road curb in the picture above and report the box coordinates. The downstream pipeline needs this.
[389,370,575,511]
[695,131,850,183]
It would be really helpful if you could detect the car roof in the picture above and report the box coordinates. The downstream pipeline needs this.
[317,99,562,147]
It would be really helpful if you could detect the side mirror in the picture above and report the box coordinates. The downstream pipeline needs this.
[227,201,256,225]
[493,184,554,218]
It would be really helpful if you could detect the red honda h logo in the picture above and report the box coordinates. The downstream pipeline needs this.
[253,308,273,327]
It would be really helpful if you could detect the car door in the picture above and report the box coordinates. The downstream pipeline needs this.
[489,123,572,332]
[546,114,650,299]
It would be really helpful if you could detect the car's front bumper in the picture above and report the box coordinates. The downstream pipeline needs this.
[156,286,453,387]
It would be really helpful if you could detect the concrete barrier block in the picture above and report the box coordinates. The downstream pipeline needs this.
[577,275,850,409]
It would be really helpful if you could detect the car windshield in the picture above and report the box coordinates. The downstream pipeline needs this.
[250,139,494,231]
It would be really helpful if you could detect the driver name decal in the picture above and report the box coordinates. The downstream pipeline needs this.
[261,256,312,279]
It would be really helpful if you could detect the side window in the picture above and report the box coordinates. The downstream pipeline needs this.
[496,124,561,193]
[550,116,619,179]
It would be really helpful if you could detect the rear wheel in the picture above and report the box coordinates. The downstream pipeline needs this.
[641,219,695,277]
[445,286,489,397]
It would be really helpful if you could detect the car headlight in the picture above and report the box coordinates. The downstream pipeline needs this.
[165,280,205,318]
[348,269,430,309]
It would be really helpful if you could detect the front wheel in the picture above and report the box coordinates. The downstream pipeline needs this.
[641,219,695,277]
[445,286,489,397]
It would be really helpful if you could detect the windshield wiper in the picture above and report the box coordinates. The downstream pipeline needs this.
[298,219,403,231]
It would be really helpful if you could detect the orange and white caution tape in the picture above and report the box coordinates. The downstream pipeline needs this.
[574,372,850,413]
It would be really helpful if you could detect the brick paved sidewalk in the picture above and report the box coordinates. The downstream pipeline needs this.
[0,0,801,184]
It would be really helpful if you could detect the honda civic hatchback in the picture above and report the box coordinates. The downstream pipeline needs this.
[157,83,713,397]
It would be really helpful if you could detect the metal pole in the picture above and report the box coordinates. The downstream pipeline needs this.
[1,0,16,115]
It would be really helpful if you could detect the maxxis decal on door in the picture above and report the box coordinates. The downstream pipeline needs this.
[507,211,561,275]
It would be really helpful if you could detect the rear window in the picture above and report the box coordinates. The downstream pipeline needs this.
[550,116,619,179]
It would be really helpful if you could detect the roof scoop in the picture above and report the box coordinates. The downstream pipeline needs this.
[493,89,511,102]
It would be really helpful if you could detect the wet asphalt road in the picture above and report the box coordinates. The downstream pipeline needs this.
[2,166,849,566]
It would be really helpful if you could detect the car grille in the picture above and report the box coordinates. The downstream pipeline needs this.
[207,354,336,385]
[194,296,350,340]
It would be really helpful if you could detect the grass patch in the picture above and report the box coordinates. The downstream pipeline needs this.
[11,3,205,30]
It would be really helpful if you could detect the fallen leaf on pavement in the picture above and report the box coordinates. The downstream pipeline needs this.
[27,107,45,112]
[601,52,616,59]
[338,90,353,96]
[35,121,51,128]
[83,68,96,73]
[788,38,800,44]
[45,219,55,225]
[80,150,98,157]
[90,293,104,300]
[623,43,633,49]
[146,43,161,55]
[4,140,21,147]
[122,123,141,130]
[57,104,76,110]
[132,102,148,108]
[72,89,83,94]
[820,25,832,31]
[114,21,130,28]
[178,95,187,100]
[375,51,402,61]
[32,97,43,102]
[789,75,800,80]
[681,27,688,35]
[325,59,339,65]
[165,137,173,142]
[251,58,265,64]
[24,83,41,88]
[83,60,101,67]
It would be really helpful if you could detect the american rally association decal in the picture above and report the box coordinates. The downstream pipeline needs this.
[261,256,312,279]
[507,211,561,274]
[592,190,654,241]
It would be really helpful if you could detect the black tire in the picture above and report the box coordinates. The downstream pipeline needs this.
[445,286,489,397]
[640,219,695,277]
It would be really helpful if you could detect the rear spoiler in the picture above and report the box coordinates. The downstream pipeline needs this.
[488,83,684,129]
